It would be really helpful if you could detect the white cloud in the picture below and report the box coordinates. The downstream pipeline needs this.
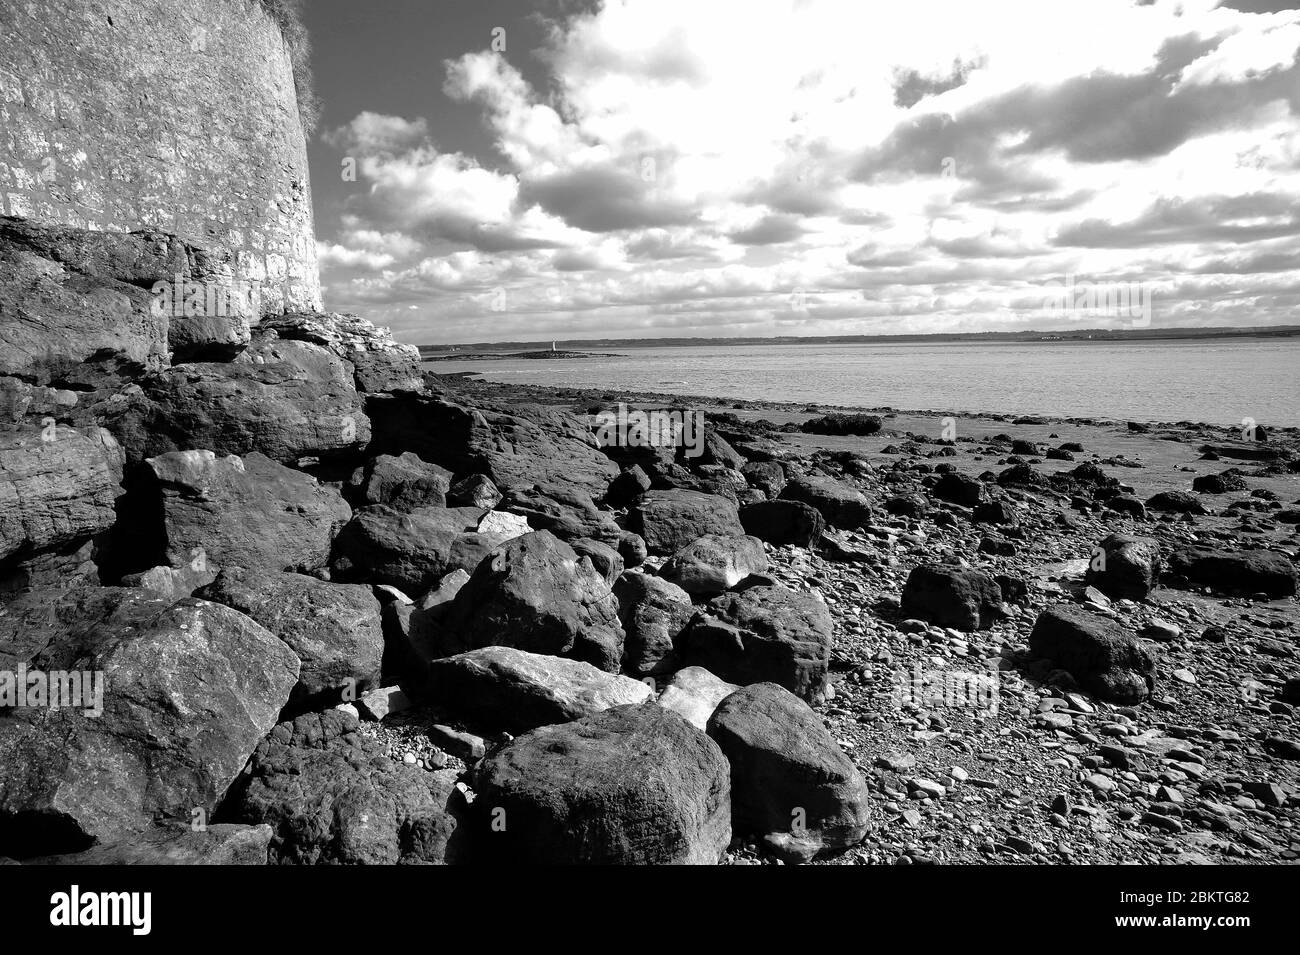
[318,0,1300,342]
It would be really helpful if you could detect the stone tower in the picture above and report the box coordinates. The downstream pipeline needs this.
[0,0,321,313]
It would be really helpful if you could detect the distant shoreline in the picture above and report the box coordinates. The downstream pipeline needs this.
[415,324,1300,354]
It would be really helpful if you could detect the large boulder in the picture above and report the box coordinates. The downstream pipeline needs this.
[780,475,873,529]
[101,338,369,466]
[657,666,739,730]
[0,424,124,569]
[932,471,985,508]
[330,504,502,594]
[366,394,617,495]
[425,647,652,733]
[347,452,452,511]
[1028,605,1157,704]
[1146,490,1208,515]
[659,534,769,596]
[258,311,423,394]
[440,531,625,672]
[0,594,298,857]
[197,569,384,706]
[500,483,622,546]
[228,710,463,865]
[677,585,833,700]
[707,683,869,862]
[739,499,825,547]
[124,450,350,575]
[613,572,695,676]
[1086,534,1162,600]
[469,704,731,864]
[900,564,1003,631]
[1192,469,1249,494]
[1166,546,1297,598]
[630,489,745,555]
[0,217,170,393]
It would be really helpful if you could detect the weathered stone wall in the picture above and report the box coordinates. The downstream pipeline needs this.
[0,0,321,313]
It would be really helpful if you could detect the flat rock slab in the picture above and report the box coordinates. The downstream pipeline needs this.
[425,646,652,733]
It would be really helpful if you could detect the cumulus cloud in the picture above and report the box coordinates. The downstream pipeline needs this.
[316,0,1300,342]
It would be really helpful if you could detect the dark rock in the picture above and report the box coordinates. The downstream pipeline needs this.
[1106,495,1148,519]
[469,705,730,864]
[739,499,825,547]
[973,499,1016,525]
[1147,490,1208,515]
[630,489,745,555]
[707,683,869,862]
[900,564,1003,631]
[604,465,652,508]
[1028,605,1157,704]
[677,584,833,699]
[780,475,873,529]
[800,413,882,436]
[366,394,617,495]
[0,424,124,572]
[933,471,984,507]
[330,504,502,594]
[500,483,621,546]
[1166,546,1297,598]
[568,538,624,585]
[198,568,384,706]
[102,338,370,466]
[617,530,648,568]
[125,450,350,576]
[347,452,451,510]
[0,594,298,856]
[884,494,929,518]
[614,571,694,676]
[1192,470,1248,494]
[229,710,464,864]
[742,460,786,498]
[441,531,625,672]
[1086,534,1162,600]
[978,535,1017,556]
[0,217,171,394]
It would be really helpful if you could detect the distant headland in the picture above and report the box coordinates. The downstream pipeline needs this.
[416,324,1300,354]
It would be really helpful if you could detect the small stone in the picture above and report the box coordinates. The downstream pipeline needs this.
[1141,619,1181,642]
[1086,773,1116,793]
[1172,669,1196,684]
[401,752,417,765]
[908,777,947,799]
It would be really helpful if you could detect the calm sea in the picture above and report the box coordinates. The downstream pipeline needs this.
[423,338,1300,427]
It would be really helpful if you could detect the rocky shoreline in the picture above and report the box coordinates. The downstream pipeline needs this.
[1,215,1297,865]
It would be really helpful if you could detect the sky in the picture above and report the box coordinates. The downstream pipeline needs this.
[302,0,1300,345]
